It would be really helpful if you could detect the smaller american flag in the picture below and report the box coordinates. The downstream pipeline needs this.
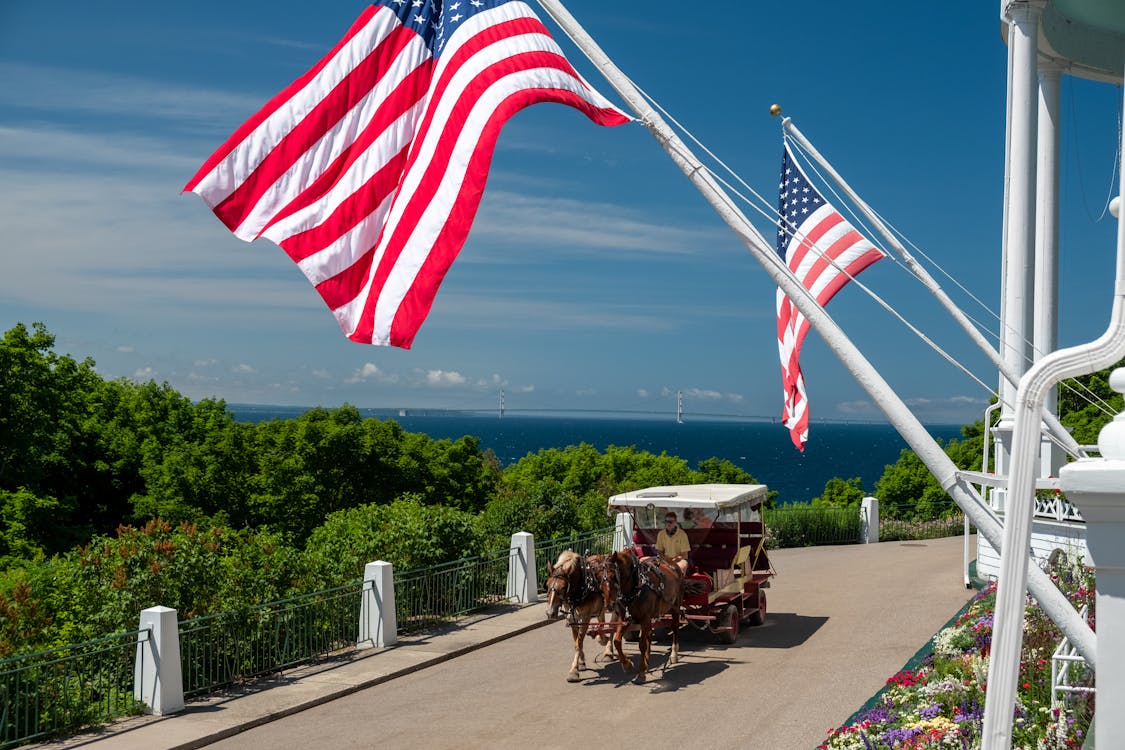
[775,143,883,451]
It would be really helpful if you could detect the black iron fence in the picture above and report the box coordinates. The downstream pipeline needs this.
[180,581,362,698]
[0,630,145,748]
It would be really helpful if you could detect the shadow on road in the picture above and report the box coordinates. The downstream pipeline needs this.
[744,612,828,648]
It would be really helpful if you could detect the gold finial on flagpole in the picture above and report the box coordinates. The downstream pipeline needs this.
[769,103,782,116]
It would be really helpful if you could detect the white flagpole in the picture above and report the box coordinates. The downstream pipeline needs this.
[533,0,1096,664]
[783,118,1081,459]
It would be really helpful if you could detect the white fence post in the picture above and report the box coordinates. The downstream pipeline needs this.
[359,560,397,648]
[134,606,183,715]
[507,532,536,603]
[1059,368,1125,747]
[861,496,880,544]
[612,511,634,551]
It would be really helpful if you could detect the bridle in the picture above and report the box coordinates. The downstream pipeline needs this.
[547,553,602,624]
[610,552,665,617]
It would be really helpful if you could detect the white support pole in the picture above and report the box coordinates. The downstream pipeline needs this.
[860,497,879,544]
[983,33,1125,750]
[991,0,1043,534]
[999,1,1041,420]
[612,511,634,551]
[134,606,183,716]
[533,0,1093,665]
[1059,370,1125,747]
[359,560,396,648]
[507,532,536,603]
[1034,60,1064,476]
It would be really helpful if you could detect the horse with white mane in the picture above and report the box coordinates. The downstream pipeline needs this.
[545,550,616,682]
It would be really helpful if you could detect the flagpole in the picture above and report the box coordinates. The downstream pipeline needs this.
[783,119,1081,458]
[533,0,1095,663]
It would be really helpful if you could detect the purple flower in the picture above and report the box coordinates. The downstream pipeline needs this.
[881,727,924,744]
[860,699,897,725]
[919,702,943,719]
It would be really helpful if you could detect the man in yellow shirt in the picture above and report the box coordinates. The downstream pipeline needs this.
[656,511,691,574]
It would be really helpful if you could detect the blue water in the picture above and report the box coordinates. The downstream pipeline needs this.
[228,406,965,504]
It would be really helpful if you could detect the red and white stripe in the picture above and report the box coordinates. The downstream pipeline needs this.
[776,204,883,450]
[186,2,628,348]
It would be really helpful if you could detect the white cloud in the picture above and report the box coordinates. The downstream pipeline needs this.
[472,191,722,256]
[637,389,650,398]
[116,345,134,353]
[0,63,265,131]
[134,366,156,380]
[425,369,467,387]
[683,387,723,401]
[346,362,398,384]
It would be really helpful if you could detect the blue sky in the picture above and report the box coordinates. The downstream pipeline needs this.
[1,1,1121,429]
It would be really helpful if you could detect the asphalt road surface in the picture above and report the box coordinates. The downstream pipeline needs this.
[205,536,976,750]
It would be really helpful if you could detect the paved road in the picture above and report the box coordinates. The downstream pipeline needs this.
[201,536,976,750]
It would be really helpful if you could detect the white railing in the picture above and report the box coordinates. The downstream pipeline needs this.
[1051,605,1094,707]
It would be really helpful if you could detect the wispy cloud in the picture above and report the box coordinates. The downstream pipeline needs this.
[0,63,263,131]
[472,191,721,255]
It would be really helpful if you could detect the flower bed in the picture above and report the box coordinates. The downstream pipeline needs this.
[819,556,1095,749]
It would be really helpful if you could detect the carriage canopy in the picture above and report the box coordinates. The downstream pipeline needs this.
[607,483,768,529]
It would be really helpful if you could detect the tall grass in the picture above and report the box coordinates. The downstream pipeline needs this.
[762,505,968,549]
[763,505,863,548]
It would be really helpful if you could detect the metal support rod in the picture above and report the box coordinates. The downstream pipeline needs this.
[534,0,1094,665]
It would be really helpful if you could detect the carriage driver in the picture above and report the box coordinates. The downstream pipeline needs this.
[656,511,691,575]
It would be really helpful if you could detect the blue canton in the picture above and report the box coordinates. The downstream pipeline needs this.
[377,0,512,56]
[776,146,825,260]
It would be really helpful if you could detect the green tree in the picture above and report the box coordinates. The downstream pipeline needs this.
[303,495,483,586]
[1058,360,1125,446]
[812,477,867,509]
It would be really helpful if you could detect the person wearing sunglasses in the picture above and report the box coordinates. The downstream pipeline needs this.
[656,512,691,575]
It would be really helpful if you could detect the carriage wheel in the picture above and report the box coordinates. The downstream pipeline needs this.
[718,604,739,644]
[748,590,767,626]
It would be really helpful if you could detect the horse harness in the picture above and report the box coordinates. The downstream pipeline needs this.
[547,553,603,625]
[613,554,666,619]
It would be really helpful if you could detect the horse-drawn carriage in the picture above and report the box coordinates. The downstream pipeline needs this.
[545,483,776,682]
[611,483,775,644]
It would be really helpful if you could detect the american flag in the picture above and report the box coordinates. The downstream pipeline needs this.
[185,0,629,348]
[775,143,883,450]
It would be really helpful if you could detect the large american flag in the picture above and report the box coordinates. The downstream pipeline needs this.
[185,0,629,348]
[775,143,883,450]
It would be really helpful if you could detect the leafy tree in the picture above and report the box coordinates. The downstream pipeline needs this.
[0,489,58,566]
[479,479,582,548]
[303,495,483,586]
[812,477,867,509]
[1058,360,1125,446]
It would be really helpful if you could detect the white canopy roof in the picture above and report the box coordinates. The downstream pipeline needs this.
[607,483,768,511]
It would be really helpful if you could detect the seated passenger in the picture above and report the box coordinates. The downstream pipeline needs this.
[656,511,691,575]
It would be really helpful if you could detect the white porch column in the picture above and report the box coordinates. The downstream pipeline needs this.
[1035,59,1064,477]
[993,0,1044,517]
[1058,368,1125,747]
[359,560,396,648]
[507,532,536,603]
[860,497,879,544]
[134,606,183,716]
[612,511,634,551]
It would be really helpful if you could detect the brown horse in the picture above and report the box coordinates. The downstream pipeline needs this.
[545,550,616,682]
[601,548,683,683]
